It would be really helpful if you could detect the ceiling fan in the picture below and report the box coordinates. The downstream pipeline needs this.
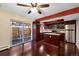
[17,3,49,14]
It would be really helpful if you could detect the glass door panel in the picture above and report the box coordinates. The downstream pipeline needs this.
[11,20,31,46]
[11,21,23,45]
[23,24,31,42]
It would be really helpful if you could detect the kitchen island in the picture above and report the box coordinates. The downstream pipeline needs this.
[43,33,62,46]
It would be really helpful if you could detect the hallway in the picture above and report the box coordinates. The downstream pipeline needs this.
[0,41,79,56]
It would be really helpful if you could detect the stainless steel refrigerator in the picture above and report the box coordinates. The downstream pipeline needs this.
[65,24,75,43]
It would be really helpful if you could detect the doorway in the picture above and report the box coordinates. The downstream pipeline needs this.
[10,20,31,46]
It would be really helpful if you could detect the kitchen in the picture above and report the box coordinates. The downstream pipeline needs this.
[40,19,76,45]
[32,19,76,55]
[0,3,79,56]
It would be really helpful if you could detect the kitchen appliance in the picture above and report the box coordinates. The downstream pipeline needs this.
[65,24,76,43]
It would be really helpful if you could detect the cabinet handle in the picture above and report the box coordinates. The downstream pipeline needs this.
[49,35,51,38]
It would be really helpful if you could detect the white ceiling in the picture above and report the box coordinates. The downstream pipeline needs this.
[0,3,79,21]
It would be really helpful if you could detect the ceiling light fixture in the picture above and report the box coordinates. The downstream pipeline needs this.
[17,3,49,14]
[31,7,37,12]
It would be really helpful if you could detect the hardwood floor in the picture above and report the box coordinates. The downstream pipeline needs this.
[0,41,79,56]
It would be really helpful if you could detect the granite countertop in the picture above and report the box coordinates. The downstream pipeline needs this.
[44,33,60,36]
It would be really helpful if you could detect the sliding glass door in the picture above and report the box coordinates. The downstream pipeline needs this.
[23,24,31,43]
[11,20,31,46]
[11,21,23,45]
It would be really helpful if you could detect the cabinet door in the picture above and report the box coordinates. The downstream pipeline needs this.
[44,34,51,43]
[44,34,59,46]
[51,35,59,46]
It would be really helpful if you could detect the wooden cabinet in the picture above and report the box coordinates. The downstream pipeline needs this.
[64,20,76,25]
[43,33,65,55]
[59,33,65,41]
[44,34,60,46]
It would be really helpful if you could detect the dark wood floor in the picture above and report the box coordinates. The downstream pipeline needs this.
[0,41,79,56]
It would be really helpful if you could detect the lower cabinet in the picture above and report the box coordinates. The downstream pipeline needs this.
[44,34,60,46]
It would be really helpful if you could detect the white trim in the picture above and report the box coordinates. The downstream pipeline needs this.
[31,22,33,40]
